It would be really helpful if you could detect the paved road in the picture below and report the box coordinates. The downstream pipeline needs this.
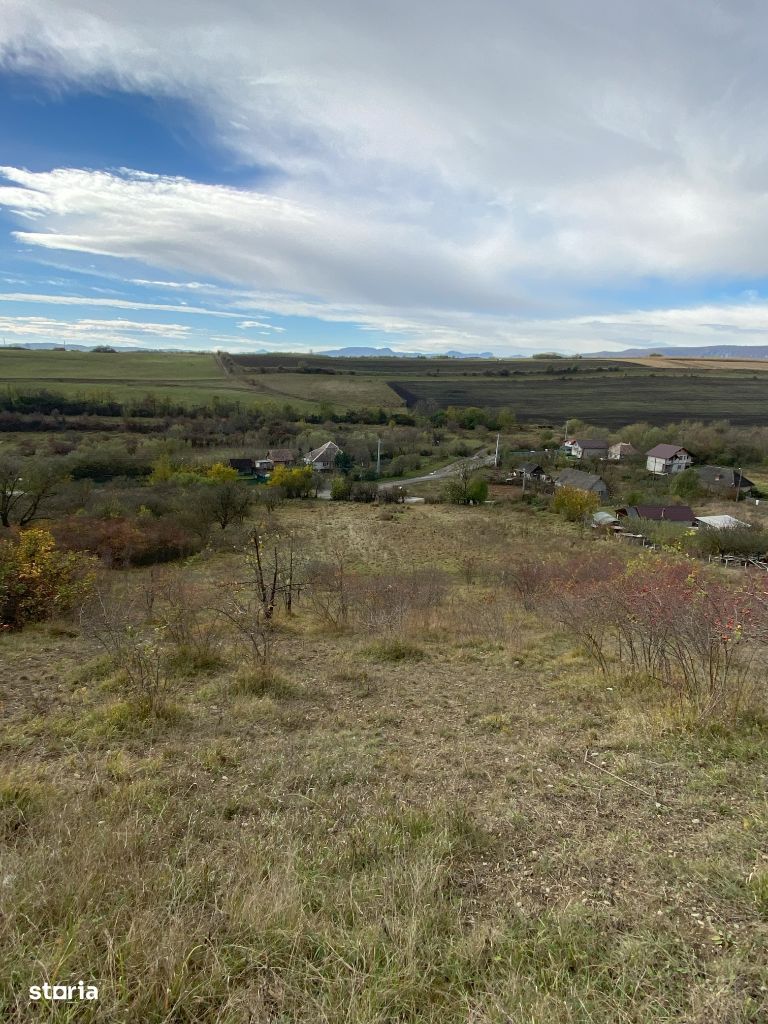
[378,451,495,489]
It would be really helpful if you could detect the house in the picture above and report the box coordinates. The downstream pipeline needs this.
[509,462,548,483]
[695,515,751,530]
[608,442,638,461]
[645,444,693,475]
[253,458,274,474]
[266,448,295,467]
[616,505,696,525]
[564,438,609,460]
[304,440,342,471]
[228,457,255,475]
[695,465,755,496]
[553,468,609,497]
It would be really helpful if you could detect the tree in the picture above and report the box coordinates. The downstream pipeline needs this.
[268,465,314,498]
[0,456,67,529]
[197,480,252,530]
[671,468,703,502]
[442,463,488,504]
[552,485,599,522]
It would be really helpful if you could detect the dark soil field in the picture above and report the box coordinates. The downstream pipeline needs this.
[389,373,768,426]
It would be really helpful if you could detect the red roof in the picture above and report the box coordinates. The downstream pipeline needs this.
[618,505,695,522]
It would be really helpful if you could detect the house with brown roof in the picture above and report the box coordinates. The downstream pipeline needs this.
[266,448,295,467]
[646,444,693,475]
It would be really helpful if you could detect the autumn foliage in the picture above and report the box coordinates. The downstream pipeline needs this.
[0,528,96,629]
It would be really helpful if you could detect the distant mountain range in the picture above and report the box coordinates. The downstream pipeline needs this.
[592,344,768,359]
[2,342,496,358]
[315,346,495,358]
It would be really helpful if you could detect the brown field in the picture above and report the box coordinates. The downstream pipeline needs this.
[2,500,768,1022]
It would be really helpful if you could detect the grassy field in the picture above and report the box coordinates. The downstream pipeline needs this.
[2,501,767,1022]
[0,350,262,409]
[3,349,768,424]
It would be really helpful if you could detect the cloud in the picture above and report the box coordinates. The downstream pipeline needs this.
[0,287,242,318]
[2,3,768,352]
[0,314,191,346]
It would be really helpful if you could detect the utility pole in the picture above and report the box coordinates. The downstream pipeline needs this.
[736,466,742,503]
[494,432,500,468]
[376,437,381,476]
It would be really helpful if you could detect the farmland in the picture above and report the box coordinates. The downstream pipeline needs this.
[3,349,768,425]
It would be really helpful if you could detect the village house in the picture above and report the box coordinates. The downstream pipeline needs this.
[553,468,609,498]
[564,438,609,460]
[607,441,637,461]
[616,504,696,526]
[253,458,274,474]
[304,440,342,471]
[645,444,693,475]
[228,457,255,475]
[508,462,549,483]
[266,448,295,467]
[694,465,755,497]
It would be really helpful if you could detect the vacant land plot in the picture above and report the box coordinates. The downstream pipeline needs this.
[2,501,767,1022]
[390,373,768,425]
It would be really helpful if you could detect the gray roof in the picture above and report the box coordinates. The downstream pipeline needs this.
[573,438,608,449]
[593,511,620,525]
[304,440,342,463]
[554,469,608,492]
[695,465,754,489]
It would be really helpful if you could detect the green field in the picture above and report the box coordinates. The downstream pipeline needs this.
[3,349,768,425]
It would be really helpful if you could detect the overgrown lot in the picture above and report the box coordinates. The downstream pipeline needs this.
[1,501,767,1022]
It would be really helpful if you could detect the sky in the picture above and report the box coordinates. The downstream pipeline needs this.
[2,0,768,356]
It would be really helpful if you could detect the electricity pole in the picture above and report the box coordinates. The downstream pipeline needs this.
[494,432,500,468]
[376,437,381,476]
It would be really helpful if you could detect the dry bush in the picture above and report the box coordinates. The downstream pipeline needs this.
[52,513,202,567]
[350,569,448,634]
[544,551,768,720]
[80,585,174,714]
[156,573,225,673]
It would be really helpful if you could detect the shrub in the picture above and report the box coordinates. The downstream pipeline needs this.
[0,528,96,630]
[268,465,314,498]
[52,514,202,567]
[552,486,599,522]
[363,639,425,662]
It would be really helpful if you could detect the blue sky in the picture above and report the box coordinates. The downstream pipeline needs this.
[2,1,768,355]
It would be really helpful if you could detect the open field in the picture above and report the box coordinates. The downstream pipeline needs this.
[3,349,768,424]
[389,374,768,426]
[2,501,768,1022]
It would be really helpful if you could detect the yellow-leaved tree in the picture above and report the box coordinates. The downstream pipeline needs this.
[0,528,97,630]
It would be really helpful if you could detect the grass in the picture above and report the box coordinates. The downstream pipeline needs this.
[1,502,767,1021]
[6,348,768,423]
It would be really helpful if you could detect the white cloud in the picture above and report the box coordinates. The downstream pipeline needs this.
[2,3,768,352]
[0,287,242,318]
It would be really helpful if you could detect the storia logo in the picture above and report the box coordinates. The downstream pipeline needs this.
[29,982,99,1001]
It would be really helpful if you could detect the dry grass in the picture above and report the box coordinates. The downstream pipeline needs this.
[1,502,767,1022]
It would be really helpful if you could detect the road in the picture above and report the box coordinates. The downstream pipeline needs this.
[378,451,495,489]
